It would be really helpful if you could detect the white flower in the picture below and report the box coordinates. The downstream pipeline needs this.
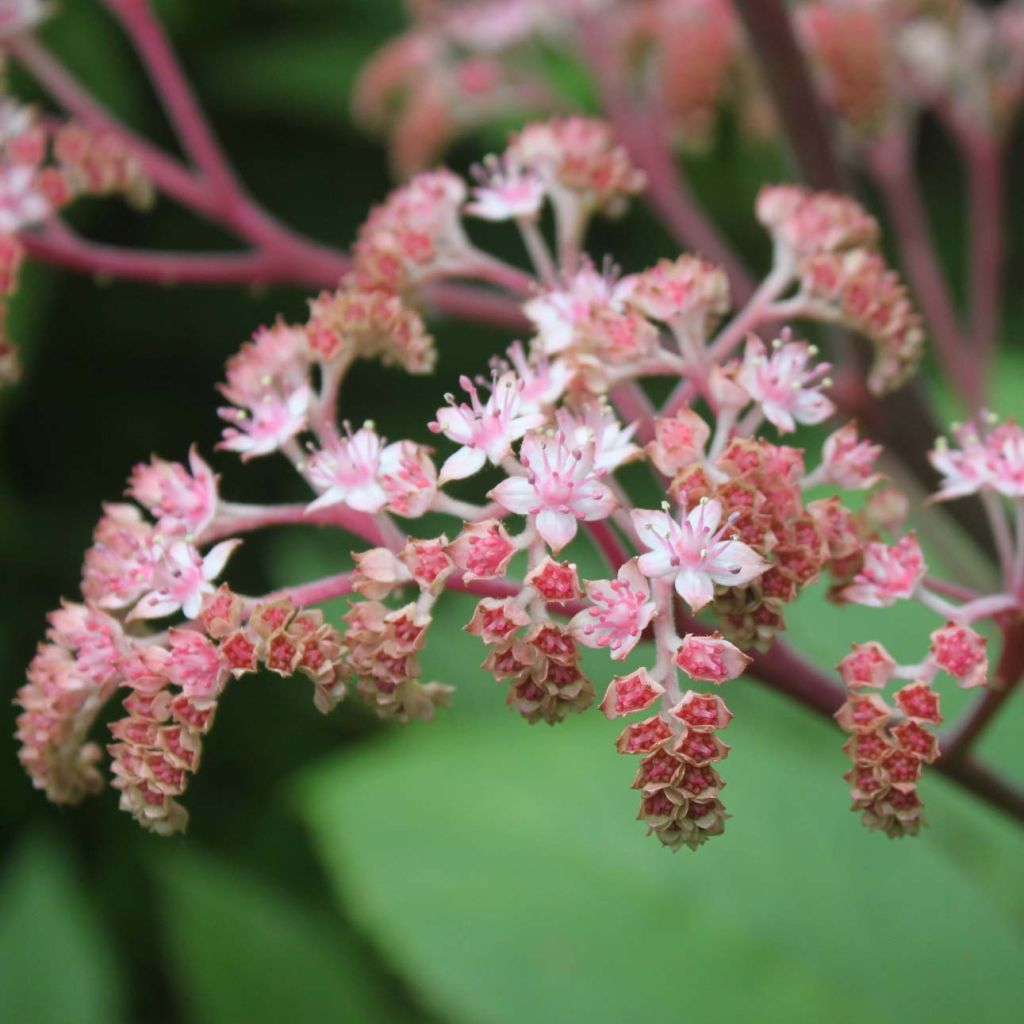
[489,432,617,551]
[632,499,769,612]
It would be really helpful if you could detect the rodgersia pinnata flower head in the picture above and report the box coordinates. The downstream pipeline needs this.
[16,106,1023,853]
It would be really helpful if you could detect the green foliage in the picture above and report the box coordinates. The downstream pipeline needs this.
[299,688,1024,1024]
[0,832,125,1024]
[153,849,412,1024]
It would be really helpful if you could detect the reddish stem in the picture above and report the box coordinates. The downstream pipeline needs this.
[732,0,846,191]
[8,33,215,214]
[964,137,1004,364]
[867,131,979,409]
[100,0,243,204]
[20,231,321,287]
[254,571,356,611]
[203,502,385,547]
[584,519,630,571]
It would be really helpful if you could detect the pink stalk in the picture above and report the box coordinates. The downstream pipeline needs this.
[100,0,244,204]
[20,230,324,288]
[204,502,385,547]
[6,33,215,214]
[866,131,978,409]
[252,571,357,611]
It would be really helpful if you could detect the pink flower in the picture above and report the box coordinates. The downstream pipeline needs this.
[819,421,882,489]
[0,163,49,232]
[447,519,516,579]
[166,630,227,703]
[379,440,438,518]
[618,254,729,331]
[46,603,125,686]
[646,407,711,477]
[601,669,666,720]
[349,169,472,292]
[632,499,769,612]
[837,641,895,690]
[555,403,640,473]
[934,418,1024,501]
[929,623,988,689]
[495,341,570,411]
[218,386,311,460]
[429,372,544,483]
[466,154,545,221]
[217,323,312,459]
[929,421,994,500]
[737,333,834,434]
[571,560,656,660]
[82,504,159,610]
[220,322,310,408]
[802,248,923,396]
[841,533,925,607]
[674,634,751,684]
[307,426,389,514]
[131,539,241,621]
[489,432,617,551]
[524,557,582,602]
[756,184,878,259]
[508,117,645,214]
[523,265,655,364]
[985,421,1024,498]
[127,448,218,537]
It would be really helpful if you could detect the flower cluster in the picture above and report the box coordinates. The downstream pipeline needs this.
[836,621,988,837]
[0,68,151,382]
[16,113,1018,851]
[607,632,748,850]
[755,184,924,395]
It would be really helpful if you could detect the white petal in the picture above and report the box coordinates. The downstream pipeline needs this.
[489,476,537,515]
[674,569,715,612]
[202,539,242,581]
[439,445,487,484]
[536,509,578,552]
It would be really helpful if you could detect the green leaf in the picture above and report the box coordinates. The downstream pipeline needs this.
[200,36,377,122]
[299,685,1024,1024]
[0,831,125,1024]
[154,848,408,1024]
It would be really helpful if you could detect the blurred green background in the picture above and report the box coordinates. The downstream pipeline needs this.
[1,2,1023,1022]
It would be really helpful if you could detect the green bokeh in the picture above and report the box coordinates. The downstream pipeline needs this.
[1,2,1022,1022]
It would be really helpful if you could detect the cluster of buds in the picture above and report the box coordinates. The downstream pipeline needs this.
[343,597,452,724]
[469,557,595,725]
[0,61,152,381]
[16,112,1020,849]
[755,185,924,396]
[353,1,774,176]
[607,633,748,850]
[836,621,988,836]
